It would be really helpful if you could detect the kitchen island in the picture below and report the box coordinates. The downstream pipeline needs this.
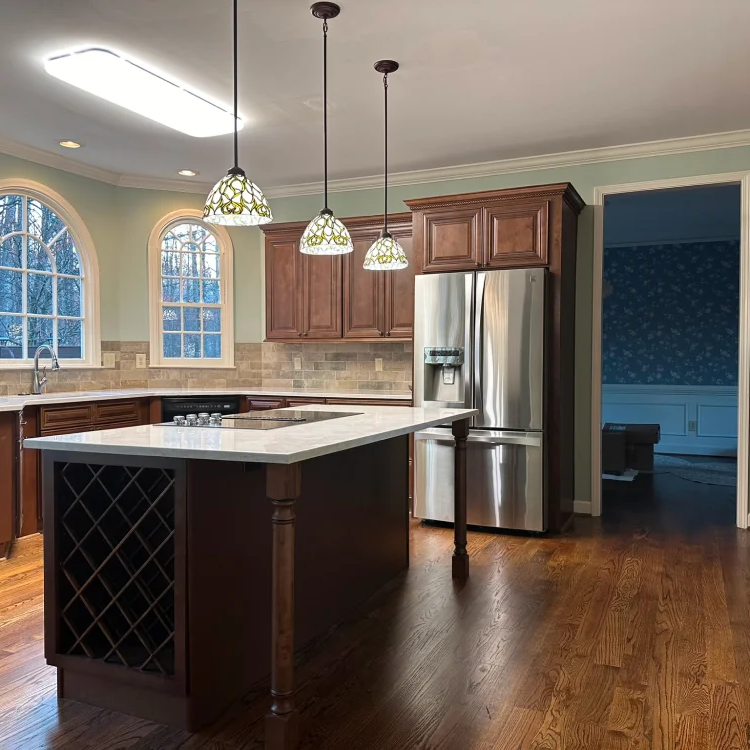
[25,404,474,750]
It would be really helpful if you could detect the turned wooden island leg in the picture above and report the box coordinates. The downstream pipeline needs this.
[266,463,302,750]
[452,418,470,581]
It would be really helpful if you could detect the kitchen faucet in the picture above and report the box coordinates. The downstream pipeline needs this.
[33,345,60,394]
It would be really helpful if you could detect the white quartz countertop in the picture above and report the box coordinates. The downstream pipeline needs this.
[0,386,412,413]
[24,405,475,464]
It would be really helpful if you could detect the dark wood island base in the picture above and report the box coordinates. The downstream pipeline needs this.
[40,416,471,749]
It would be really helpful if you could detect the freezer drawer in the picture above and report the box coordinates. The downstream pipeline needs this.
[414,428,546,532]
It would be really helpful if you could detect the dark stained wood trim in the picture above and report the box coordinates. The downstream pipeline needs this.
[0,411,16,552]
[404,183,585,214]
[19,406,41,537]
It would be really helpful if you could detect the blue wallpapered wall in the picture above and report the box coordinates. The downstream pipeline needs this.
[602,241,740,385]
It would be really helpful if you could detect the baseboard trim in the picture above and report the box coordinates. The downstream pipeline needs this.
[657,443,737,457]
[573,500,592,515]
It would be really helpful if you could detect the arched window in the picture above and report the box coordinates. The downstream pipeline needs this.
[0,180,100,367]
[148,210,234,367]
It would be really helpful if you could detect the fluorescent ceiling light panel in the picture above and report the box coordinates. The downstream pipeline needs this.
[44,48,243,138]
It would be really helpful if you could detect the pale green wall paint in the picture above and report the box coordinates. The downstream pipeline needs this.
[4,144,750,505]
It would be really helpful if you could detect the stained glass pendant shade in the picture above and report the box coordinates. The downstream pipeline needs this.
[301,3,353,255]
[203,0,272,227]
[204,166,272,226]
[363,60,407,270]
[300,208,353,255]
[363,230,408,269]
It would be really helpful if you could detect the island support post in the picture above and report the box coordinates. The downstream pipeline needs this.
[451,418,470,581]
[265,462,301,750]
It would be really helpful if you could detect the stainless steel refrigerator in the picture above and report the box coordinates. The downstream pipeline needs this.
[413,268,546,531]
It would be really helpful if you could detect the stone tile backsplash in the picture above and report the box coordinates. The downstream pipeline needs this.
[0,341,412,396]
[261,342,412,393]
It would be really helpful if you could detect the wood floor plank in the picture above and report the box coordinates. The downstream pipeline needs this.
[2,486,750,749]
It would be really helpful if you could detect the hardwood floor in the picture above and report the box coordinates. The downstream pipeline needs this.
[1,489,748,749]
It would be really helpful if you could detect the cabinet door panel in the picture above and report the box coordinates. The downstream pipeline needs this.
[384,233,415,338]
[248,398,286,411]
[420,207,482,272]
[344,233,384,339]
[483,199,549,267]
[40,403,94,434]
[94,400,141,426]
[303,254,342,339]
[286,398,326,407]
[266,238,303,340]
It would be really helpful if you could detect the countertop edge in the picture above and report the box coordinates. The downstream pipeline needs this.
[0,387,412,413]
[23,409,476,464]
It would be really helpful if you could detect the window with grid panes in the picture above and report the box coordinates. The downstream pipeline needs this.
[157,220,226,362]
[0,193,87,361]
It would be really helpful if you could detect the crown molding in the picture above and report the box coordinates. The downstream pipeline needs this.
[2,128,750,200]
[116,173,214,194]
[266,128,750,198]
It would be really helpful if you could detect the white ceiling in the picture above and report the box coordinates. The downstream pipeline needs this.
[2,0,750,192]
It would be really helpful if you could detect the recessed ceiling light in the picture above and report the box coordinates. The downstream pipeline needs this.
[59,139,82,149]
[44,48,244,138]
[178,169,198,177]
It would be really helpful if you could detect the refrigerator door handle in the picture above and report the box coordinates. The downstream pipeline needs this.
[414,430,543,448]
[473,271,486,424]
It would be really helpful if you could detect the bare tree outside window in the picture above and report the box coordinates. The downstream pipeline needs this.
[159,222,222,361]
[0,194,84,360]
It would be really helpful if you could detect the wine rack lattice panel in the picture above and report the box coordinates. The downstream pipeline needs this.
[56,461,176,675]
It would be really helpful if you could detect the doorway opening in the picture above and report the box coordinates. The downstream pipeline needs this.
[590,173,750,527]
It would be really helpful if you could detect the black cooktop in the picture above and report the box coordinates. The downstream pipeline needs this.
[159,409,361,431]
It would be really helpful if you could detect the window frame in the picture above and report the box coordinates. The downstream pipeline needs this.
[0,178,101,369]
[148,209,235,368]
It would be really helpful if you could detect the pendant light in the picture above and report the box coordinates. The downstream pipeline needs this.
[363,60,408,270]
[300,2,353,255]
[203,0,272,226]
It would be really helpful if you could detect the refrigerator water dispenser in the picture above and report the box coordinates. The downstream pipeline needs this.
[422,347,464,399]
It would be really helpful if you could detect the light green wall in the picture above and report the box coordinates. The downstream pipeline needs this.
[3,144,750,505]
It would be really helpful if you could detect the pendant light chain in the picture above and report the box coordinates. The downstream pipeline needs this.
[383,71,388,233]
[233,0,239,169]
[323,18,329,211]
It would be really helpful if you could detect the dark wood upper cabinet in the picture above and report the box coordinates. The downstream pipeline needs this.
[406,185,576,273]
[263,213,413,342]
[483,197,549,268]
[417,206,482,273]
[302,254,342,339]
[343,230,383,339]
[383,229,415,338]
[265,234,303,340]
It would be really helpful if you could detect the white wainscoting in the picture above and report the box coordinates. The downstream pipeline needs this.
[601,384,738,457]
